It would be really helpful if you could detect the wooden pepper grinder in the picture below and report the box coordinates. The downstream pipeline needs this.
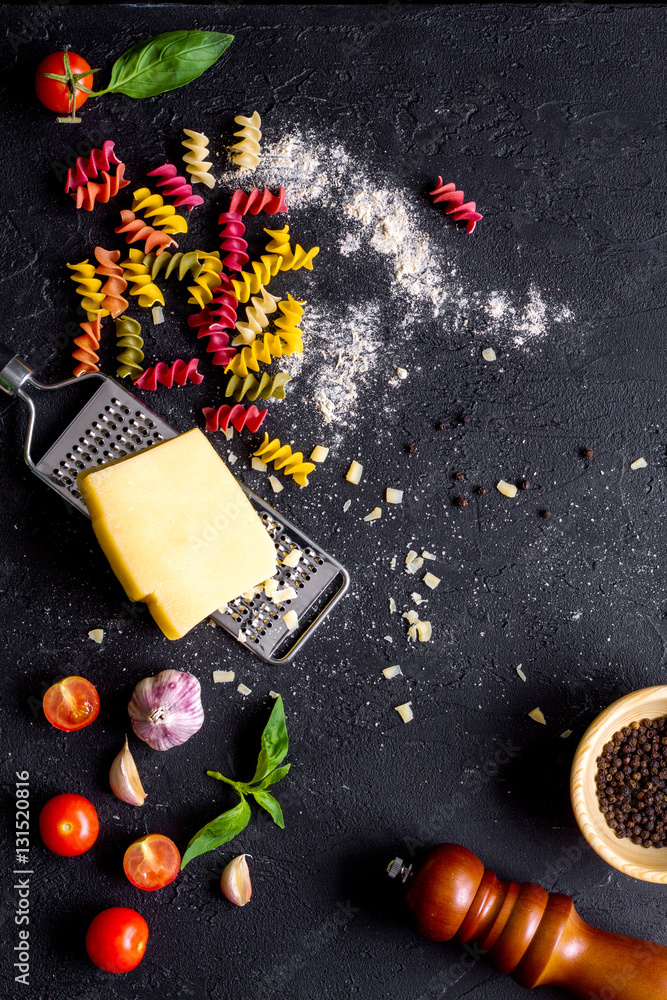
[388,844,667,999]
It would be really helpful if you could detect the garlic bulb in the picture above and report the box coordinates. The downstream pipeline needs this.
[128,669,204,751]
[221,854,252,906]
[109,736,147,806]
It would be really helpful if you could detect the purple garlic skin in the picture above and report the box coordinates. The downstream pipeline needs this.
[128,669,204,751]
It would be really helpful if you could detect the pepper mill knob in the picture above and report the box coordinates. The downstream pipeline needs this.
[392,843,667,1000]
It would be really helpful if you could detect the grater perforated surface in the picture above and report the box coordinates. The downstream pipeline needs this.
[31,377,348,663]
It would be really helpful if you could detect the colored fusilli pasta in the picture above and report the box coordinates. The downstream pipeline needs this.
[115,316,144,380]
[264,329,303,359]
[70,164,130,211]
[202,403,267,434]
[65,140,122,192]
[187,252,223,309]
[94,247,128,319]
[196,324,236,367]
[134,359,203,390]
[224,338,274,377]
[218,210,248,272]
[228,186,287,216]
[274,294,306,336]
[233,286,280,345]
[120,249,165,308]
[142,250,204,281]
[72,314,102,377]
[231,255,282,303]
[253,433,315,487]
[429,178,483,234]
[66,260,109,320]
[132,188,188,235]
[230,112,262,171]
[147,164,204,210]
[182,129,215,189]
[225,371,291,402]
[115,210,177,254]
[264,225,320,271]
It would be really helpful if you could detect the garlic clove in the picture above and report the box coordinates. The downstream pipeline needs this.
[110,736,147,806]
[221,854,252,907]
[128,669,205,751]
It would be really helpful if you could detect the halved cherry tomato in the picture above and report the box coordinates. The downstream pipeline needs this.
[86,907,149,974]
[123,834,181,891]
[43,676,100,731]
[39,793,99,856]
[35,51,94,114]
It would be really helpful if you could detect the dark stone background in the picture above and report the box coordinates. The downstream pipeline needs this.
[1,4,666,999]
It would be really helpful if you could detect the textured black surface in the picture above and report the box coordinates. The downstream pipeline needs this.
[1,4,667,999]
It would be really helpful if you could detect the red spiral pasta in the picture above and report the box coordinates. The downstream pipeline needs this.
[133,359,203,390]
[70,163,130,211]
[196,324,237,367]
[187,273,238,331]
[65,140,123,192]
[115,210,177,254]
[94,247,128,318]
[202,403,267,434]
[218,210,248,272]
[72,314,102,377]
[228,186,287,216]
[429,177,483,234]
[147,163,204,210]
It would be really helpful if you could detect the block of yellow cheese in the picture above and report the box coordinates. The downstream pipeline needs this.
[78,428,276,639]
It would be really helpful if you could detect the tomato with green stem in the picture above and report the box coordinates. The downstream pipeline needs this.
[123,834,180,891]
[34,50,97,121]
[43,675,100,731]
[86,907,149,973]
[39,793,99,856]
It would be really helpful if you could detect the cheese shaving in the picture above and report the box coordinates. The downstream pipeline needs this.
[560,729,573,739]
[228,453,238,465]
[405,556,423,574]
[87,628,104,643]
[364,506,382,521]
[212,670,235,683]
[264,578,279,598]
[516,665,527,682]
[269,690,280,699]
[237,630,247,643]
[237,683,252,696]
[384,635,393,642]
[402,609,419,624]
[421,551,436,560]
[388,596,397,613]
[283,610,298,632]
[151,306,164,325]
[482,347,497,361]
[343,499,351,511]
[395,367,408,379]
[405,550,418,565]
[282,548,302,568]
[423,572,440,589]
[386,488,404,504]
[411,592,427,605]
[310,445,329,462]
[390,555,397,570]
[222,425,234,442]
[416,620,432,642]
[383,665,402,679]
[346,460,363,484]
[268,474,284,493]
[251,457,267,472]
[497,480,518,498]
[528,707,546,725]
[407,623,417,639]
[395,701,413,723]
[274,586,297,603]
[630,457,647,470]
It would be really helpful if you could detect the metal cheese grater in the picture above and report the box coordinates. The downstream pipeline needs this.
[0,347,349,664]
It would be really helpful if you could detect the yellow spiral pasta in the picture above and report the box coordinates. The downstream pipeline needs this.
[132,187,188,235]
[115,316,144,380]
[264,329,303,358]
[230,111,262,171]
[186,252,222,309]
[231,254,282,303]
[224,337,272,377]
[233,286,280,345]
[225,371,291,402]
[66,260,109,320]
[264,225,320,271]
[253,433,316,487]
[275,294,306,334]
[120,249,165,309]
[182,129,215,189]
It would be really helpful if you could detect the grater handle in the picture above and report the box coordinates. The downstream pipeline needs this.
[0,348,32,397]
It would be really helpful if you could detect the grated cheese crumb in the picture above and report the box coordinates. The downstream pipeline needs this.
[386,488,404,504]
[560,729,572,739]
[384,635,393,643]
[390,555,397,570]
[88,628,104,643]
[395,701,413,723]
[283,610,298,632]
[343,499,351,512]
[274,586,297,603]
[213,670,235,683]
[268,474,284,493]
[528,707,546,725]
[405,550,418,566]
[151,305,164,325]
[222,425,234,442]
[264,577,279,598]
[482,347,497,361]
[405,556,424,575]
[383,665,402,679]
[421,551,436,561]
[268,690,280,699]
[251,457,267,472]
[388,596,397,614]
[416,620,432,642]
[237,630,247,643]
[407,623,417,640]
[411,592,427,605]
[228,452,238,465]
[237,683,252,696]
[497,480,518,498]
[395,367,408,379]
[516,664,527,682]
[403,609,420,624]
[310,445,329,463]
[423,572,440,589]
[630,457,647,470]
[346,460,363,484]
[364,506,382,521]
[282,548,302,568]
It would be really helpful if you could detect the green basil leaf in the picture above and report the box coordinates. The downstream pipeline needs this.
[257,763,291,790]
[251,790,285,829]
[100,30,234,99]
[181,795,250,870]
[251,696,289,783]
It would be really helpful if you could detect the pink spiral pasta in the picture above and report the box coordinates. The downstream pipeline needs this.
[195,323,237,367]
[65,140,123,192]
[429,177,483,234]
[218,210,248,272]
[187,273,238,331]
[147,163,204,210]
[202,403,267,434]
[115,210,177,254]
[134,359,203,390]
[228,186,287,216]
[70,163,130,211]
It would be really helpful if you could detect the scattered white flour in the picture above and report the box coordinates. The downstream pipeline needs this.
[217,128,574,427]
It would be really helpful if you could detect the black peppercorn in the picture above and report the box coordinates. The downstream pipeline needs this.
[540,509,551,519]
[459,413,470,425]
[520,478,530,490]
[454,471,464,481]
[437,421,447,431]
[454,496,468,508]
[478,487,487,495]
[582,447,594,459]
[407,443,417,455]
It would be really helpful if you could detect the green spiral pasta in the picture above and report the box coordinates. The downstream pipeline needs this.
[115,316,144,379]
[225,371,291,402]
[143,250,205,282]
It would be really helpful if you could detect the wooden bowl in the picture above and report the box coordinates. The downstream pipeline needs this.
[571,686,667,883]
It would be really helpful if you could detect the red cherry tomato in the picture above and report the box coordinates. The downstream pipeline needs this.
[35,51,93,114]
[123,834,181,891]
[86,907,149,974]
[39,793,99,856]
[43,676,100,732]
